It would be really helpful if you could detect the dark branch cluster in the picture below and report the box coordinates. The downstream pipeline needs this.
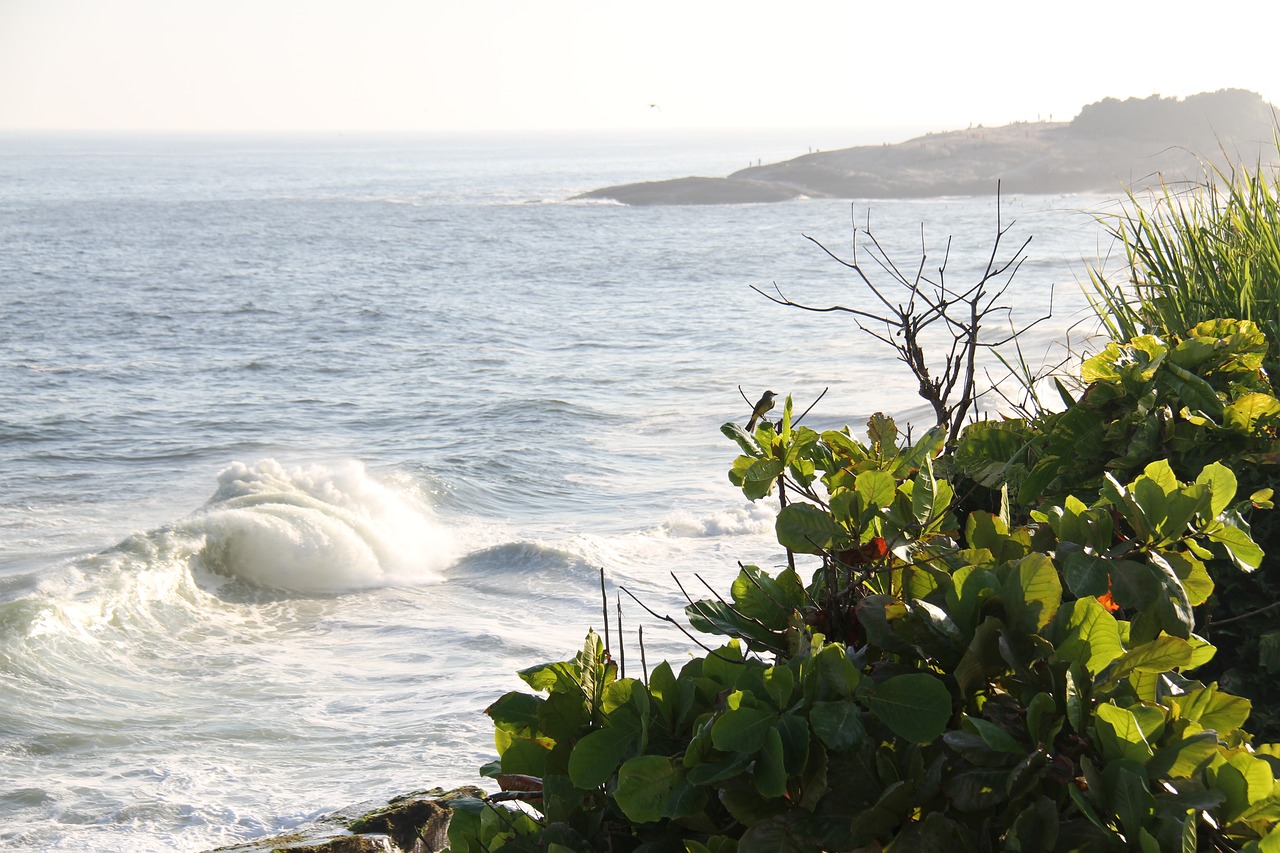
[753,184,1051,445]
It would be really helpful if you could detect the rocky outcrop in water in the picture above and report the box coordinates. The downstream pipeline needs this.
[207,787,484,853]
[576,89,1278,205]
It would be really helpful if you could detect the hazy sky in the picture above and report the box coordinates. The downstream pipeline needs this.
[2,0,1277,136]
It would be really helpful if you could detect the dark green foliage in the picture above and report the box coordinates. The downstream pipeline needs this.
[450,398,1280,852]
[955,320,1280,742]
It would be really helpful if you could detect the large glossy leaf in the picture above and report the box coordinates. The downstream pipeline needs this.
[1204,521,1264,571]
[1056,597,1124,676]
[943,768,1011,810]
[686,599,782,651]
[1223,392,1280,433]
[1108,558,1160,610]
[855,469,897,510]
[762,665,795,711]
[1217,752,1275,823]
[864,673,952,743]
[687,750,752,785]
[1174,684,1252,733]
[499,736,552,776]
[1095,704,1154,764]
[1196,461,1239,518]
[754,726,788,799]
[1105,761,1155,844]
[518,659,581,694]
[1154,550,1214,607]
[810,700,866,751]
[737,814,812,853]
[1110,635,1195,680]
[1163,361,1224,417]
[954,615,1004,698]
[568,726,638,789]
[730,565,794,627]
[1147,731,1219,778]
[776,713,809,774]
[775,503,841,554]
[722,423,764,458]
[1062,549,1112,598]
[712,703,777,754]
[1002,552,1062,633]
[615,755,680,824]
[486,691,543,732]
[947,565,1001,636]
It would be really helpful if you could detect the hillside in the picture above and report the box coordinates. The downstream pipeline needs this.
[576,89,1278,204]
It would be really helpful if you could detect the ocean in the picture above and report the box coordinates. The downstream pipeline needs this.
[0,130,1118,851]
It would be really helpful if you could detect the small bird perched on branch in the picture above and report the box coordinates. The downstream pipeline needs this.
[746,390,777,431]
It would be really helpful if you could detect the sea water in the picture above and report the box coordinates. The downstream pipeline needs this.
[0,130,1119,851]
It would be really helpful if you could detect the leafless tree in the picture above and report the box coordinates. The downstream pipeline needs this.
[753,184,1050,447]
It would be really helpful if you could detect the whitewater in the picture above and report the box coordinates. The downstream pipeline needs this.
[0,130,1117,850]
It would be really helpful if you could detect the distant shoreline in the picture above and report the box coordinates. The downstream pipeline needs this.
[575,90,1280,205]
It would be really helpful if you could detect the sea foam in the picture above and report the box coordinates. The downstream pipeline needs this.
[187,459,456,594]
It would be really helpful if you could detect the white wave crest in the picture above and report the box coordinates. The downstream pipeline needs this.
[660,503,775,538]
[186,459,455,593]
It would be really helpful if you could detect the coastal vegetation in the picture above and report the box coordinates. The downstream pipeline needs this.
[437,156,1280,852]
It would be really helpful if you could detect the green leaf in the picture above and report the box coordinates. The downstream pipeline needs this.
[1062,549,1113,598]
[1006,796,1059,852]
[1148,731,1219,778]
[1056,597,1124,677]
[855,469,897,510]
[1108,558,1160,610]
[687,750,752,785]
[954,615,1004,699]
[803,642,861,699]
[762,665,796,711]
[1223,392,1280,433]
[775,503,841,554]
[1163,361,1224,417]
[602,677,650,721]
[962,715,1023,755]
[518,659,581,694]
[1105,760,1155,841]
[1003,552,1062,633]
[1196,461,1239,518]
[486,691,543,732]
[1095,703,1155,764]
[722,422,764,457]
[1154,551,1214,607]
[1216,751,1275,822]
[1110,635,1195,680]
[567,726,638,789]
[776,712,809,775]
[499,736,551,776]
[943,768,1012,810]
[737,814,811,853]
[615,755,680,824]
[754,726,788,799]
[947,565,1001,637]
[864,673,952,743]
[1174,684,1252,733]
[712,703,777,754]
[810,700,867,751]
[731,565,800,628]
[1203,521,1264,571]
[685,600,782,652]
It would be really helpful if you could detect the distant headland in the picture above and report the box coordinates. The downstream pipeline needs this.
[575,89,1278,205]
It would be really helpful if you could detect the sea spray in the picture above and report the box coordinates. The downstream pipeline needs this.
[189,460,457,593]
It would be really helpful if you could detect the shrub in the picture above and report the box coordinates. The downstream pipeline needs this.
[1087,161,1280,378]
[448,402,1279,851]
